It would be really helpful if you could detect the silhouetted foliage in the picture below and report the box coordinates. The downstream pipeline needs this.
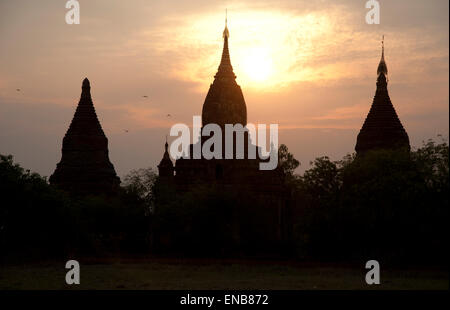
[1,137,448,264]
[278,144,300,178]
[122,167,157,213]
[152,184,237,256]
[0,154,74,259]
[292,138,449,264]
[0,155,151,261]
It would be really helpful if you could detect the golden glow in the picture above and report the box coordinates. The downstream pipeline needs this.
[144,8,380,91]
[241,47,273,82]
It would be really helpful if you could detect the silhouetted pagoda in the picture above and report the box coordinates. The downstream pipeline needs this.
[50,78,120,195]
[355,37,410,154]
[157,138,174,182]
[201,19,247,127]
[157,18,289,247]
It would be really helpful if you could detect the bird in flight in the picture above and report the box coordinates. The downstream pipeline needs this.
[142,95,148,98]
[16,89,20,92]
[124,129,129,133]
[167,114,171,117]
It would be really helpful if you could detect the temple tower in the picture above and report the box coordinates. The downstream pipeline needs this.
[157,138,174,180]
[355,37,410,154]
[201,15,247,128]
[156,15,289,248]
[50,78,120,194]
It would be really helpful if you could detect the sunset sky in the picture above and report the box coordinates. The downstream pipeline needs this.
[0,0,448,177]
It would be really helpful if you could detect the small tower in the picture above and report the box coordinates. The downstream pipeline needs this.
[50,78,120,194]
[157,138,174,179]
[355,36,410,154]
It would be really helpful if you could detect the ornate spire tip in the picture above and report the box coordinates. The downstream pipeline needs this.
[223,9,229,38]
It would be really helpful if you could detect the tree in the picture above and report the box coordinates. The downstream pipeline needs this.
[278,144,300,177]
[412,136,449,191]
[122,167,158,212]
[0,154,74,259]
[291,137,449,263]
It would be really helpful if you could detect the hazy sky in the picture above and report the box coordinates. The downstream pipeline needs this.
[0,0,448,178]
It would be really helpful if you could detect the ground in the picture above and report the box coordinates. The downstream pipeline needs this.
[0,258,447,290]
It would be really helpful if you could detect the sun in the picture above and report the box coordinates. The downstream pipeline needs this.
[240,47,273,83]
[160,10,337,90]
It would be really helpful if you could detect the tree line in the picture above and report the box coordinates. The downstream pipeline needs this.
[0,137,448,264]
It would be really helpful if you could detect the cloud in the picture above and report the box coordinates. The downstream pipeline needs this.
[0,0,448,177]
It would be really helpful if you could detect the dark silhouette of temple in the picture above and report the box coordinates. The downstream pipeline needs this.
[157,138,174,182]
[158,20,289,245]
[355,37,410,154]
[50,78,120,195]
[201,21,246,127]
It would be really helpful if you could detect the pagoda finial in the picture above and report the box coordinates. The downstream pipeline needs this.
[215,10,235,80]
[377,35,388,78]
[80,77,92,102]
[82,77,90,89]
[223,9,229,39]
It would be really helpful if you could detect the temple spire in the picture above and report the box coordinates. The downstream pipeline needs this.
[377,35,388,78]
[50,78,120,194]
[80,77,93,104]
[158,136,174,179]
[201,13,247,127]
[82,77,90,88]
[215,10,235,80]
[223,9,229,39]
[355,39,410,154]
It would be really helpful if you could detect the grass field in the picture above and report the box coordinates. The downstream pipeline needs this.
[0,258,447,290]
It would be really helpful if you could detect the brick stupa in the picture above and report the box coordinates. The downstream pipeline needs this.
[50,78,120,194]
[355,37,410,154]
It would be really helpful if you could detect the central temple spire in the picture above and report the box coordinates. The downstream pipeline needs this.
[223,8,229,38]
[201,13,247,127]
[215,10,236,80]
